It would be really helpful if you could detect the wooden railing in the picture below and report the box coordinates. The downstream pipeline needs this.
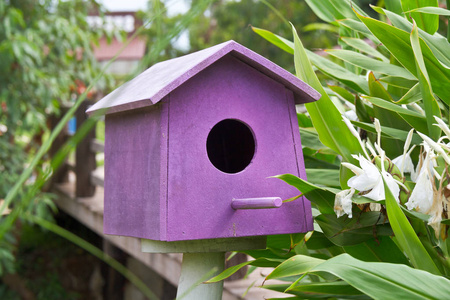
[49,100,103,196]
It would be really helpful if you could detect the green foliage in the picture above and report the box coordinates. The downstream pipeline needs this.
[212,1,450,298]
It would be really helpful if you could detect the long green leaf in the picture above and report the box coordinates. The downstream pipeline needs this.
[305,0,344,23]
[410,21,442,140]
[264,281,367,299]
[401,0,439,34]
[266,255,324,280]
[395,83,422,104]
[351,120,423,144]
[406,6,450,16]
[326,49,416,80]
[384,9,450,67]
[363,96,428,133]
[383,179,441,274]
[357,12,450,104]
[343,236,410,265]
[340,37,389,62]
[206,258,283,283]
[311,254,450,299]
[292,24,363,163]
[315,212,393,247]
[274,174,335,214]
[252,26,369,93]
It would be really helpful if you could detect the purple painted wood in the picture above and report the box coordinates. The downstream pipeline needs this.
[94,41,319,242]
[231,197,282,210]
[86,40,321,116]
[104,105,164,240]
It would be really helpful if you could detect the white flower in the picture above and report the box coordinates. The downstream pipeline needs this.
[345,154,400,202]
[392,154,414,173]
[334,188,355,218]
[406,160,434,213]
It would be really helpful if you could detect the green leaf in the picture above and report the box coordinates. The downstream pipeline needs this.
[406,6,450,16]
[299,128,326,150]
[351,120,423,144]
[266,255,324,280]
[379,76,417,89]
[328,85,355,103]
[305,0,345,24]
[385,9,450,67]
[343,236,410,264]
[264,281,367,299]
[206,258,282,283]
[297,113,313,128]
[307,50,369,93]
[401,0,439,34]
[385,0,404,15]
[396,83,422,104]
[357,12,450,105]
[292,24,364,163]
[337,19,381,44]
[251,27,294,54]
[410,21,442,140]
[340,37,389,62]
[274,174,335,214]
[363,96,428,133]
[330,0,368,20]
[383,178,441,275]
[311,254,450,299]
[315,212,393,247]
[305,169,341,188]
[326,49,416,80]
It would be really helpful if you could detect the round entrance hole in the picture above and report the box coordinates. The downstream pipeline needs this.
[206,119,255,174]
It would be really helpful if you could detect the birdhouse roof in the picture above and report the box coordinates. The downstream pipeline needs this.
[87,40,321,115]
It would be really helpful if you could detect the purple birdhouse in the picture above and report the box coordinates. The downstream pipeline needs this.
[87,41,320,242]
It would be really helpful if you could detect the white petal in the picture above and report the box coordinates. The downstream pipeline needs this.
[392,154,414,173]
[363,177,385,201]
[342,162,363,176]
[406,169,434,213]
[334,188,355,218]
[383,171,400,202]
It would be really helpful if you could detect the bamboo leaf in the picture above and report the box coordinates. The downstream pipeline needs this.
[264,281,367,299]
[401,0,439,34]
[206,258,282,283]
[356,12,450,105]
[326,49,416,80]
[383,178,441,275]
[363,96,428,133]
[274,174,335,214]
[343,236,410,265]
[410,21,442,140]
[315,212,393,247]
[405,6,450,16]
[266,255,324,280]
[351,120,423,144]
[305,0,344,24]
[384,9,450,67]
[396,83,422,104]
[292,24,364,163]
[251,26,294,54]
[340,37,389,62]
[311,254,450,299]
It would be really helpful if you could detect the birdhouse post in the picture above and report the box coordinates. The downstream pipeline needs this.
[87,41,320,299]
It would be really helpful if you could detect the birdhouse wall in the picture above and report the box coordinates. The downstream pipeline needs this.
[165,55,313,241]
[104,104,167,240]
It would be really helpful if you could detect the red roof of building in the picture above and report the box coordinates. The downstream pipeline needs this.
[94,36,146,61]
